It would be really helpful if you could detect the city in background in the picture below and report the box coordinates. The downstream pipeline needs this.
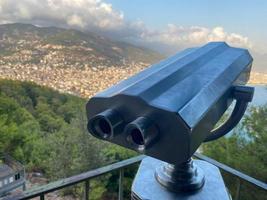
[0,0,266,199]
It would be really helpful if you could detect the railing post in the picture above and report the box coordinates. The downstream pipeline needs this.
[118,168,124,200]
[84,180,90,200]
[40,194,45,200]
[22,182,26,191]
[234,178,241,200]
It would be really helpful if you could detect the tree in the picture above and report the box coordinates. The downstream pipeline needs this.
[102,145,138,199]
[0,79,110,199]
[0,95,40,163]
[202,104,267,200]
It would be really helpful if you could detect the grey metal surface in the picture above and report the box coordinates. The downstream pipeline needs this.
[87,42,253,165]
[132,157,230,200]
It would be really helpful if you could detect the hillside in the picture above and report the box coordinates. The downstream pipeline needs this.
[0,24,266,200]
[0,79,92,169]
[0,23,266,99]
[0,23,162,67]
[0,80,266,200]
[0,79,136,199]
[0,23,165,97]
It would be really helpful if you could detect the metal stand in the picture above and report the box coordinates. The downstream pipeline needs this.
[132,157,230,200]
[155,158,205,193]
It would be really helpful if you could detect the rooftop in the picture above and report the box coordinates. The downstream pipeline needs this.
[0,164,13,177]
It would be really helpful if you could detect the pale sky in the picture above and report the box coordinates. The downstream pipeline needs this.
[0,0,266,70]
[107,0,267,50]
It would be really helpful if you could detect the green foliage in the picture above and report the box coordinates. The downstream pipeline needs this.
[46,30,89,46]
[1,79,266,200]
[0,79,138,199]
[0,95,40,162]
[202,104,267,200]
[0,79,104,184]
[101,145,138,199]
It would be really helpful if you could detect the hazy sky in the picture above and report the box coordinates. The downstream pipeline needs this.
[106,0,267,53]
[0,0,266,56]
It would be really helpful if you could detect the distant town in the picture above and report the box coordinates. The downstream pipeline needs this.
[0,23,161,98]
[0,55,266,99]
[248,72,267,85]
[0,55,149,98]
[0,23,266,99]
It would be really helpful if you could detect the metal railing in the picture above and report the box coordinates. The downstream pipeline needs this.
[194,153,267,200]
[3,154,266,200]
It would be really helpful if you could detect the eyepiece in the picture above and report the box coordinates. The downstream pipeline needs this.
[88,109,123,139]
[130,128,145,145]
[125,117,158,151]
[93,117,112,138]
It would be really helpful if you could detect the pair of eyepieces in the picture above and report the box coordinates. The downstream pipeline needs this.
[88,109,158,151]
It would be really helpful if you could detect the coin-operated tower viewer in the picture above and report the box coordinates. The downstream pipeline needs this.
[87,42,254,200]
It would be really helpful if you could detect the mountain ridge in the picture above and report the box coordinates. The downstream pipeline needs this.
[0,23,266,99]
[0,23,163,66]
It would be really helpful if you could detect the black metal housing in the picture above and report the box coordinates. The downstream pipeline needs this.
[86,42,253,165]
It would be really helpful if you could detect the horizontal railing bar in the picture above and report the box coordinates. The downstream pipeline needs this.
[194,152,267,190]
[3,155,145,200]
[0,179,26,195]
[3,153,266,200]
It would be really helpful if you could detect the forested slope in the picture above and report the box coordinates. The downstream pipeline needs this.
[0,79,266,199]
[0,79,99,173]
[203,101,267,200]
[0,79,137,199]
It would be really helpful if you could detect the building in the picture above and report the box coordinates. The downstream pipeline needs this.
[0,154,26,197]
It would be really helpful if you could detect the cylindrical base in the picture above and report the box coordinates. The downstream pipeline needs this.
[132,157,230,200]
[155,158,205,193]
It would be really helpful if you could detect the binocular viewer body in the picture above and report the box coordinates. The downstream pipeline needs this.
[87,42,253,165]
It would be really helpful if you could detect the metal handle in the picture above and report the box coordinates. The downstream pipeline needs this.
[204,86,254,142]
